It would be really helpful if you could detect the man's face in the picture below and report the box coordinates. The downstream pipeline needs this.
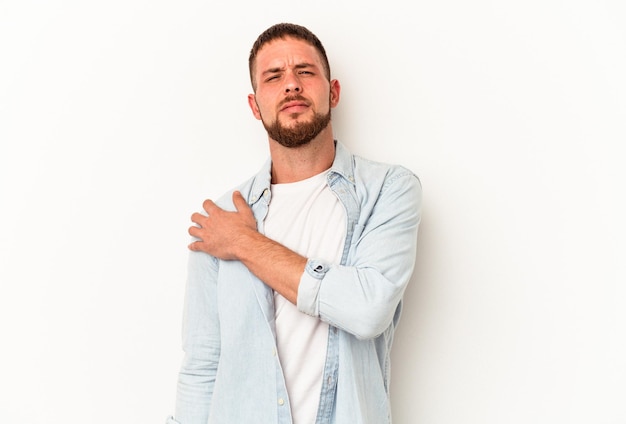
[248,37,340,148]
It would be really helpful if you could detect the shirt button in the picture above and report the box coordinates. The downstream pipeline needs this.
[272,348,277,356]
[278,398,285,406]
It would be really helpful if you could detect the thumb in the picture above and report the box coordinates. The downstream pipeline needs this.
[232,191,251,213]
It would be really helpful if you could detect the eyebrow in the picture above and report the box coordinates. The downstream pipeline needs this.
[294,62,316,70]
[261,62,317,76]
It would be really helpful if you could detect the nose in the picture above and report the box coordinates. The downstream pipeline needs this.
[284,72,301,94]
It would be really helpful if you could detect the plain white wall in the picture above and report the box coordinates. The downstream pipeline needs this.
[1,1,624,423]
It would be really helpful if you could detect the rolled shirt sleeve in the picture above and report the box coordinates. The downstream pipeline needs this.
[297,259,329,317]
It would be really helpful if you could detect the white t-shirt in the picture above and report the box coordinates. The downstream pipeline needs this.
[263,170,346,424]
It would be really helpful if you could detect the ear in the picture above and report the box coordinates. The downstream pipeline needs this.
[329,79,341,108]
[248,94,262,120]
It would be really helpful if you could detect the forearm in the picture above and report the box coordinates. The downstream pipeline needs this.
[233,228,307,304]
[175,358,216,424]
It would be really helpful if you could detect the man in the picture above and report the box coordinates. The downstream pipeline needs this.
[167,23,421,424]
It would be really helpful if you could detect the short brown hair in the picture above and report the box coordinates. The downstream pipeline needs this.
[248,23,331,91]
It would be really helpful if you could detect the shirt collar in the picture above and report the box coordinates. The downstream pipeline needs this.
[247,140,355,206]
[329,140,356,186]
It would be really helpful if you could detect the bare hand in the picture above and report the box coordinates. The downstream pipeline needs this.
[188,191,257,259]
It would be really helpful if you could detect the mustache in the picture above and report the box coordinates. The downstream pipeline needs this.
[279,95,309,108]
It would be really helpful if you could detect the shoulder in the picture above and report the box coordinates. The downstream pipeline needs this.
[335,141,421,190]
[354,155,420,186]
[213,159,272,211]
[350,154,422,203]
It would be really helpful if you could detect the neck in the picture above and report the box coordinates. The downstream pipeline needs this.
[268,125,336,184]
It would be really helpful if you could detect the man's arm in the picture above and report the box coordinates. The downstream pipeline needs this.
[298,172,421,339]
[189,173,421,340]
[171,250,221,424]
[188,191,306,305]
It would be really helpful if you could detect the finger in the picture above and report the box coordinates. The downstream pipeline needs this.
[188,241,199,251]
[202,199,218,214]
[188,225,201,238]
[190,212,206,226]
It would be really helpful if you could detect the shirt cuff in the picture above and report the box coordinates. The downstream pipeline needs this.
[297,258,329,317]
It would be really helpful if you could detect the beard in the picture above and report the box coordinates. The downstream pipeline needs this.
[262,107,331,148]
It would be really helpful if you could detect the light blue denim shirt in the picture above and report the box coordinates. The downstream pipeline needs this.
[167,141,422,424]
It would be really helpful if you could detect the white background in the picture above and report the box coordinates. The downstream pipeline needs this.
[1,1,625,423]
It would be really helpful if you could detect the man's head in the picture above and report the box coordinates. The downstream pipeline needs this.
[249,23,331,92]
[247,23,340,148]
